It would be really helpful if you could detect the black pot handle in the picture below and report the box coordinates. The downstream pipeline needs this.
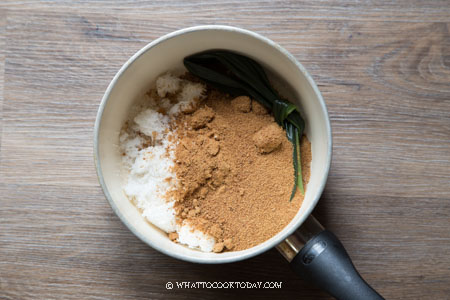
[277,216,384,300]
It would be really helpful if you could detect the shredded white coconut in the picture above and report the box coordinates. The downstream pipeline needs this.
[178,221,216,252]
[133,109,169,138]
[120,73,215,252]
[178,81,205,103]
[156,73,181,97]
[122,138,177,232]
[169,82,206,116]
[119,132,145,169]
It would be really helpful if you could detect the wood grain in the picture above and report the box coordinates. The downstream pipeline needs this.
[0,1,449,299]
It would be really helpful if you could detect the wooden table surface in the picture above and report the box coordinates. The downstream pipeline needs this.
[1,1,449,299]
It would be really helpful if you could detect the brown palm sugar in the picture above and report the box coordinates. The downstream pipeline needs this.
[170,88,312,252]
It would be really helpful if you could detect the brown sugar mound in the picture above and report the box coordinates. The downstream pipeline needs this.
[171,87,311,252]
[205,139,220,156]
[190,105,215,129]
[252,100,269,115]
[252,123,284,154]
[231,96,251,113]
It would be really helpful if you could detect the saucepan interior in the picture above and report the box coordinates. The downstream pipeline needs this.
[94,25,331,264]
